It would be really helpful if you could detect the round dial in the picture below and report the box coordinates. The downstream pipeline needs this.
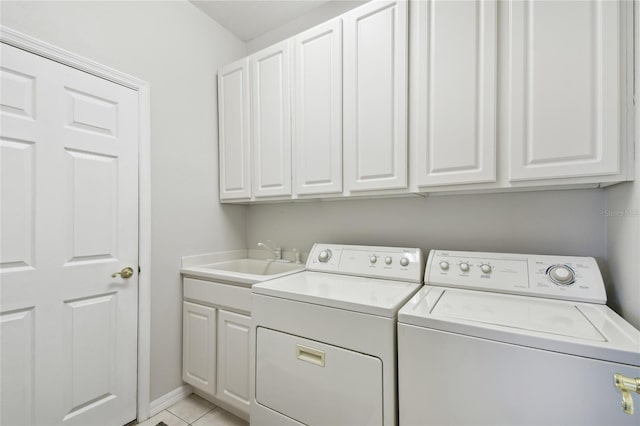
[385,256,393,265]
[400,257,410,267]
[480,264,492,274]
[318,249,332,263]
[369,255,378,264]
[439,261,450,270]
[548,265,575,285]
[459,262,470,272]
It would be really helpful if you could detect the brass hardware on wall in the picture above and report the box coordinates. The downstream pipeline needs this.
[614,373,640,415]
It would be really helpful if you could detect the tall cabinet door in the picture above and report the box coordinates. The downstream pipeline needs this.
[293,19,343,196]
[251,41,292,198]
[343,0,408,192]
[411,0,497,187]
[218,59,251,200]
[508,0,622,181]
[182,302,217,396]
[216,310,251,414]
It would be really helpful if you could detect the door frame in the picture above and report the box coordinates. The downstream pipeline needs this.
[1,26,153,422]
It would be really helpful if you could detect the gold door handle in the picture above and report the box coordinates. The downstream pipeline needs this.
[614,373,640,415]
[111,267,134,279]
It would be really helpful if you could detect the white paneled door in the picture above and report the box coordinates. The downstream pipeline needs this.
[0,44,139,426]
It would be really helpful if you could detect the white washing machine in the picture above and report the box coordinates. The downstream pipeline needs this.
[398,250,640,426]
[251,243,425,426]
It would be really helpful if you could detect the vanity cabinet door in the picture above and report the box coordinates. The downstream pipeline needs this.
[508,0,623,181]
[343,0,408,193]
[216,310,251,414]
[292,19,343,196]
[218,58,251,200]
[410,0,497,187]
[251,40,292,198]
[182,301,217,395]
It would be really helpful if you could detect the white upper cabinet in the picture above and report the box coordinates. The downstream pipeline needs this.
[251,41,292,198]
[410,0,497,187]
[218,59,251,200]
[508,0,623,181]
[343,0,408,193]
[293,19,343,196]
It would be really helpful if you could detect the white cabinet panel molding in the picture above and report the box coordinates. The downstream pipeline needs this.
[216,310,251,413]
[251,41,292,198]
[218,59,251,200]
[182,301,217,396]
[508,0,622,181]
[293,19,343,196]
[411,0,497,187]
[343,0,408,193]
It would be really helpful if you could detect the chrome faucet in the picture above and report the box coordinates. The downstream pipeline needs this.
[257,241,282,260]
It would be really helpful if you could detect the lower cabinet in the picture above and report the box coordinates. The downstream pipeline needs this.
[182,294,251,419]
[183,301,217,396]
[216,310,251,413]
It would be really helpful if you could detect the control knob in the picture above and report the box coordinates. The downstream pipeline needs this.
[318,249,332,263]
[400,257,410,267]
[480,264,492,274]
[548,265,575,285]
[385,256,393,265]
[439,261,450,270]
[369,255,378,264]
[459,262,470,272]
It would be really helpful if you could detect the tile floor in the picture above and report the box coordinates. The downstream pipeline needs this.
[137,394,248,426]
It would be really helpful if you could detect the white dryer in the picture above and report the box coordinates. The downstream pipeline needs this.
[251,244,424,426]
[398,250,640,426]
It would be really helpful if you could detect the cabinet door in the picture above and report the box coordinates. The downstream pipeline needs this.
[251,41,292,198]
[293,19,343,196]
[508,0,621,181]
[182,302,217,395]
[216,310,251,414]
[343,0,408,192]
[411,0,497,187]
[218,59,251,200]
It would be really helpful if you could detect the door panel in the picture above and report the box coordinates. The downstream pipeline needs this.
[251,41,292,198]
[0,308,35,426]
[0,43,139,426]
[343,0,408,192]
[182,301,217,396]
[218,59,251,200]
[411,0,497,186]
[217,310,250,413]
[293,19,343,196]
[509,0,621,180]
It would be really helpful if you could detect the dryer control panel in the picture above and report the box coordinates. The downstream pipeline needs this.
[307,244,424,283]
[425,250,606,304]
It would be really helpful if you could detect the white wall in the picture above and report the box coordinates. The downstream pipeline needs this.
[248,189,607,261]
[1,0,248,401]
[246,0,367,53]
[603,4,640,329]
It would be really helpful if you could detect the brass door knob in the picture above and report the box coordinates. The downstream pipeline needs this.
[111,267,134,279]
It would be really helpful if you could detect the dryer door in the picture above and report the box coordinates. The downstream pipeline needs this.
[255,327,383,426]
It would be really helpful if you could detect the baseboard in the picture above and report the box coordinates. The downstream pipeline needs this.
[148,384,193,417]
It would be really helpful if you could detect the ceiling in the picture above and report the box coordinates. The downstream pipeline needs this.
[191,0,332,42]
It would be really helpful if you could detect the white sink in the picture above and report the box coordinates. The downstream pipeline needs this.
[180,258,305,286]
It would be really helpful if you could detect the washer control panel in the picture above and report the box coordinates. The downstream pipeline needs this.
[426,250,606,304]
[307,244,424,283]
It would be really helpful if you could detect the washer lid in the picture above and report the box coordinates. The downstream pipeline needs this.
[399,286,640,366]
[252,271,421,317]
